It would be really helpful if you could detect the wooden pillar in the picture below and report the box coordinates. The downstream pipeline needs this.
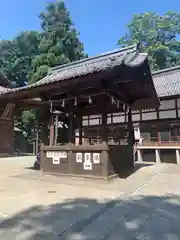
[101,112,108,178]
[54,115,58,145]
[128,108,134,145]
[33,142,36,155]
[137,149,143,163]
[35,127,39,154]
[40,108,49,146]
[155,149,161,164]
[102,113,108,144]
[176,149,180,164]
[75,113,83,145]
[79,116,83,145]
[68,112,74,144]
[49,115,54,146]
[127,107,134,171]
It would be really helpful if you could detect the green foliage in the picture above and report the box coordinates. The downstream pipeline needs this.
[0,32,41,87]
[30,1,85,82]
[118,11,180,70]
[15,110,37,140]
[30,65,49,84]
[0,1,85,86]
[0,1,86,139]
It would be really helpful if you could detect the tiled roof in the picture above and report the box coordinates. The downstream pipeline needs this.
[0,45,148,96]
[152,65,180,97]
[1,45,180,99]
[0,86,10,94]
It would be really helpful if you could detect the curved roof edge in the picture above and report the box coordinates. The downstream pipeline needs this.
[0,44,146,96]
[152,65,180,76]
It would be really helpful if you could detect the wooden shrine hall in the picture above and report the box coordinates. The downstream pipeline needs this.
[0,45,159,180]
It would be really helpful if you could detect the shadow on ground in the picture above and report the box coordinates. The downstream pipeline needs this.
[0,194,180,239]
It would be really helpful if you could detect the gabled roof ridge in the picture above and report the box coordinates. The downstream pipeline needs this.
[37,44,138,85]
[50,44,137,73]
[152,65,180,76]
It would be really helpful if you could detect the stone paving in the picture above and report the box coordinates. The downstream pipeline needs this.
[0,157,179,239]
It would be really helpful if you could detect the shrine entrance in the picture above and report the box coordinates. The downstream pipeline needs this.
[0,45,159,180]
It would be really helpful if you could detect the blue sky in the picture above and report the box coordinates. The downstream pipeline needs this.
[0,0,180,56]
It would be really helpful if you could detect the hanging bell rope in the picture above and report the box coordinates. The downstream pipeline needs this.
[61,99,65,108]
[111,97,116,104]
[74,97,78,106]
[49,100,53,113]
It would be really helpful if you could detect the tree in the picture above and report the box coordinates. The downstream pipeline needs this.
[0,40,19,85]
[118,12,180,70]
[30,1,86,83]
[0,1,86,141]
[14,31,41,86]
[0,31,41,87]
[15,110,37,139]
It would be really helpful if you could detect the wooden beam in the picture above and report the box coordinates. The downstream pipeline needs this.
[54,115,58,145]
[102,112,108,143]
[49,115,54,146]
[0,70,115,101]
[68,112,74,144]
[127,108,134,144]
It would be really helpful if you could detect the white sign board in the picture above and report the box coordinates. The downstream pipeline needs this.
[46,151,67,159]
[84,153,91,163]
[83,162,92,170]
[59,152,67,158]
[46,151,54,158]
[53,152,59,158]
[53,156,60,164]
[93,153,100,164]
[76,152,83,163]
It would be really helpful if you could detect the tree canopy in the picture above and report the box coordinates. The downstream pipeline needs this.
[30,1,86,83]
[0,1,86,87]
[118,11,180,70]
[0,1,86,141]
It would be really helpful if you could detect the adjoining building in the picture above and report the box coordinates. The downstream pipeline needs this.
[80,65,180,164]
[82,65,180,144]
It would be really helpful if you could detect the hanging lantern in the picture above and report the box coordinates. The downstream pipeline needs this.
[88,96,92,104]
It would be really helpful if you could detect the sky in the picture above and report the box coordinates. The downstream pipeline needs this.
[1,0,180,56]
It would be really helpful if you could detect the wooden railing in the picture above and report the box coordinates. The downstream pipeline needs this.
[141,136,180,146]
[75,135,180,147]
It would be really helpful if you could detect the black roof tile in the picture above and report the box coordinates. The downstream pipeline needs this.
[152,65,180,97]
[0,45,148,95]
